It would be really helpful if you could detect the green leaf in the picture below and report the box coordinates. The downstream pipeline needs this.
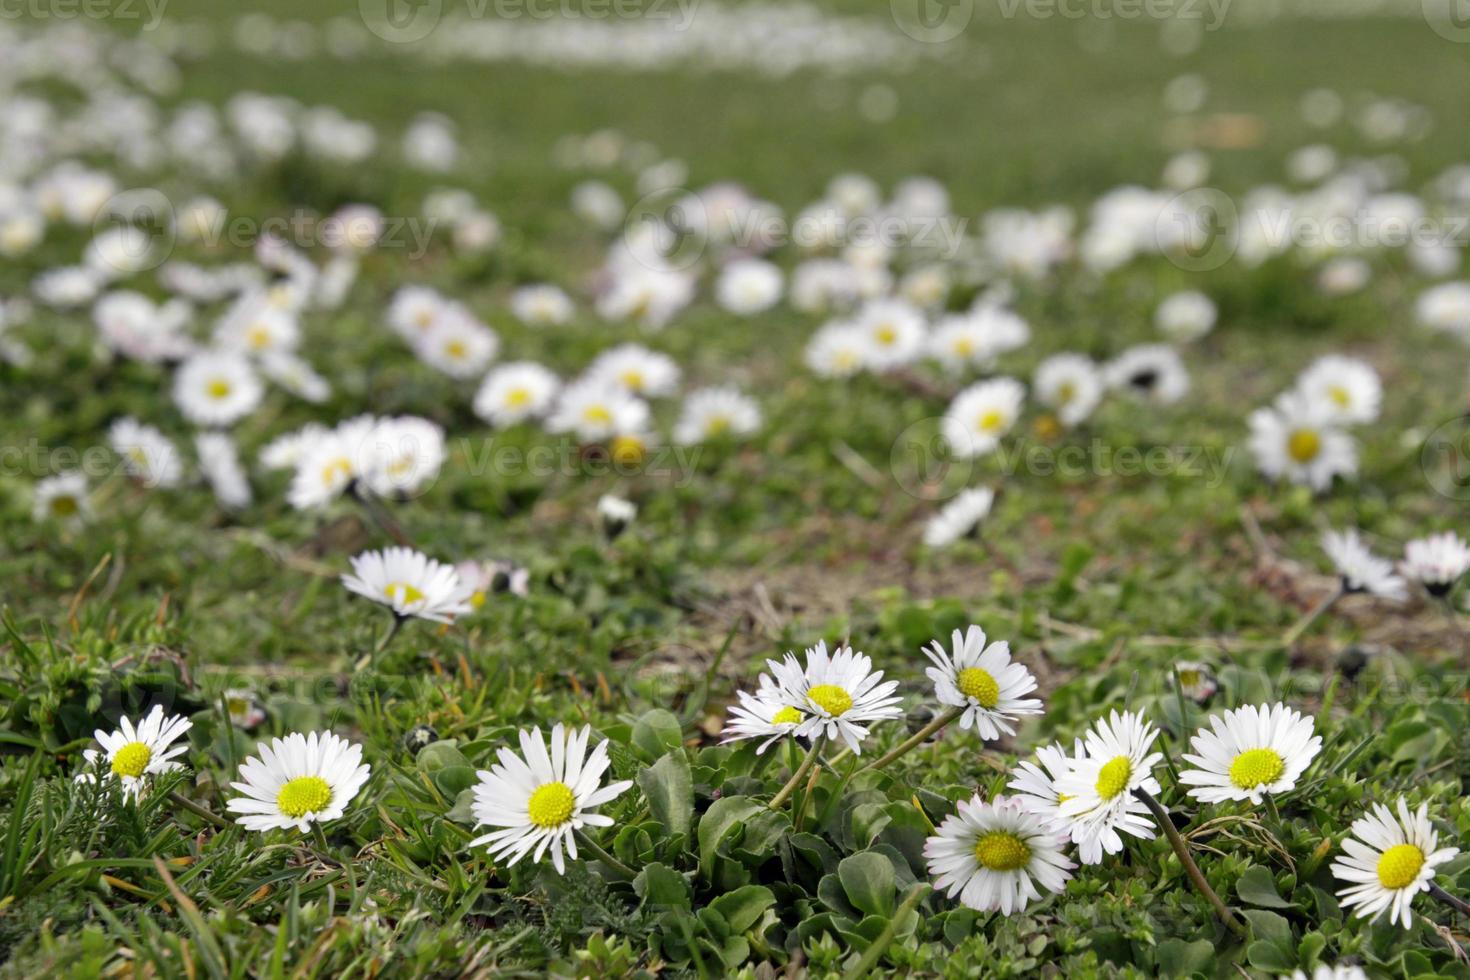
[1156,938,1215,977]
[631,709,683,760]
[1243,910,1294,954]
[415,741,469,772]
[838,850,897,918]
[697,796,762,876]
[1236,865,1293,909]
[1247,940,1296,972]
[708,885,775,934]
[633,862,690,909]
[432,765,477,796]
[636,750,693,838]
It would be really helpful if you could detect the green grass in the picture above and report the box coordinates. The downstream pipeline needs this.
[3,3,1470,977]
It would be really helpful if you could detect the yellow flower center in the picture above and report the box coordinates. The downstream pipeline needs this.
[51,495,80,517]
[111,741,152,778]
[1177,669,1200,687]
[1057,381,1076,404]
[322,457,352,487]
[1228,748,1285,789]
[584,405,613,425]
[445,339,468,360]
[1328,384,1350,408]
[206,378,233,400]
[1377,843,1425,890]
[413,309,435,329]
[527,781,576,828]
[807,684,853,717]
[610,435,645,465]
[834,350,858,370]
[772,706,803,726]
[277,775,333,818]
[1287,429,1321,463]
[955,667,1000,708]
[505,387,531,408]
[874,324,897,345]
[620,370,645,390]
[974,831,1031,871]
[470,590,486,609]
[953,337,975,357]
[226,697,250,715]
[977,409,1006,433]
[246,324,272,349]
[705,415,732,437]
[1095,755,1132,799]
[384,582,426,605]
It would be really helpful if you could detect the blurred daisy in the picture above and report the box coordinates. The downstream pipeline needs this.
[766,641,902,754]
[387,285,449,340]
[922,625,1042,739]
[260,424,329,471]
[923,487,995,549]
[1153,291,1216,342]
[1317,257,1371,297]
[1248,392,1356,492]
[196,432,252,510]
[213,297,299,357]
[361,416,446,500]
[1034,354,1103,428]
[341,547,474,624]
[1105,345,1189,404]
[587,344,681,398]
[598,494,636,538]
[260,351,331,403]
[286,417,377,510]
[414,313,499,379]
[674,387,761,444]
[1323,528,1407,601]
[924,794,1073,915]
[226,731,371,833]
[942,378,1025,458]
[511,284,574,326]
[547,381,650,443]
[474,362,560,428]
[854,299,926,370]
[1332,797,1459,929]
[928,314,990,373]
[1179,703,1322,805]
[1415,282,1470,342]
[33,472,91,527]
[94,291,194,364]
[721,675,805,754]
[109,417,185,488]
[1401,532,1470,597]
[223,689,266,729]
[468,724,633,875]
[716,259,783,315]
[1054,710,1163,864]
[804,321,868,378]
[1294,355,1381,425]
[1174,661,1218,703]
[82,705,192,800]
[172,350,264,427]
[455,558,530,607]
[1284,966,1367,980]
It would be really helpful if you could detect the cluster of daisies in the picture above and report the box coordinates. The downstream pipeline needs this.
[1311,527,1470,616]
[1249,355,1382,492]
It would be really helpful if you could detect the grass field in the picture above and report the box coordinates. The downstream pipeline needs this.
[3,1,1470,977]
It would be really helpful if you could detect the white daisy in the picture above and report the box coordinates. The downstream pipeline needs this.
[595,266,694,330]
[1322,528,1408,601]
[715,259,783,315]
[413,312,499,379]
[922,625,1042,740]
[172,350,264,427]
[286,415,379,510]
[1054,710,1163,864]
[1105,345,1189,404]
[1294,355,1381,425]
[1331,798,1459,929]
[927,314,991,373]
[547,381,651,443]
[924,794,1074,915]
[586,344,681,398]
[341,546,474,624]
[1401,532,1470,597]
[1154,291,1217,342]
[510,284,574,326]
[1415,282,1470,342]
[94,291,194,364]
[387,285,449,340]
[673,387,762,444]
[360,416,446,500]
[109,417,185,488]
[474,362,561,428]
[720,675,806,754]
[1248,391,1357,492]
[260,351,332,403]
[213,295,300,357]
[1034,354,1104,428]
[804,320,868,378]
[1317,257,1372,297]
[765,641,902,755]
[1178,703,1322,805]
[33,472,91,527]
[1008,739,1085,831]
[1174,661,1218,703]
[260,423,330,471]
[597,494,637,537]
[81,705,192,800]
[854,299,926,371]
[226,731,371,833]
[468,724,633,875]
[922,487,995,549]
[941,378,1026,459]
[195,432,252,511]
[34,266,101,310]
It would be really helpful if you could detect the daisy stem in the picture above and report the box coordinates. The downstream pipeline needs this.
[859,706,965,773]
[1429,882,1470,918]
[574,830,636,880]
[770,736,825,809]
[1282,583,1344,648]
[839,882,931,980]
[165,791,231,831]
[1134,788,1247,938]
[350,486,413,547]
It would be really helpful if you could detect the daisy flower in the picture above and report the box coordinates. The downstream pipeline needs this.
[196,432,252,510]
[510,284,575,326]
[222,689,266,729]
[922,487,995,549]
[1008,739,1085,831]
[94,291,194,364]
[286,416,379,510]
[586,344,681,398]
[804,320,868,378]
[260,423,330,471]
[361,416,446,500]
[1248,391,1357,492]
[1317,257,1372,297]
[715,259,783,315]
[1178,703,1322,805]
[33,472,91,527]
[1174,661,1218,703]
[109,417,185,488]
[341,547,474,624]
[468,724,633,875]
[942,378,1026,459]
[1415,282,1470,342]
[720,675,806,754]
[547,381,651,443]
[922,625,1042,740]
[213,296,300,357]
[1331,797,1459,928]
[1105,344,1189,404]
[82,705,192,800]
[1322,528,1407,601]
[413,312,499,379]
[1054,710,1163,864]
[673,387,762,444]
[387,285,449,340]
[1294,355,1381,425]
[455,558,530,607]
[924,794,1074,914]
[854,298,926,370]
[226,731,371,832]
[1284,966,1368,980]
[172,350,264,427]
[260,351,332,403]
[1153,291,1216,342]
[1401,532,1470,597]
[473,362,561,428]
[597,494,636,538]
[1034,354,1104,428]
[766,641,902,754]
[927,314,991,372]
